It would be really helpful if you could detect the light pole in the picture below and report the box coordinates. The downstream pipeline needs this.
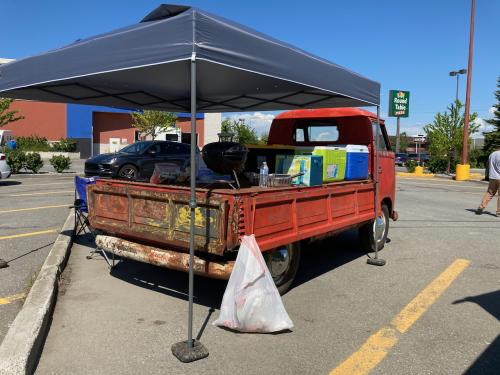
[449,69,467,103]
[456,0,475,181]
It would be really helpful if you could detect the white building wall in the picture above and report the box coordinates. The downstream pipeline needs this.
[203,113,222,144]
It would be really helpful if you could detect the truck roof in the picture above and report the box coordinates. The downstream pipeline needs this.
[275,108,383,122]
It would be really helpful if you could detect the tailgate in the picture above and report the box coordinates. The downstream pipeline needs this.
[87,180,228,255]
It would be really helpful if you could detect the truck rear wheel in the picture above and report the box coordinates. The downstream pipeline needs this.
[264,242,301,295]
[359,204,390,252]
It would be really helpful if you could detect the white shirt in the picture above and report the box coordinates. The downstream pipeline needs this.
[488,150,500,180]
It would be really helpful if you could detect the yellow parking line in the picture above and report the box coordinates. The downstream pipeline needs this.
[0,204,69,214]
[330,259,470,375]
[0,293,26,305]
[391,259,471,333]
[0,229,58,240]
[4,190,73,197]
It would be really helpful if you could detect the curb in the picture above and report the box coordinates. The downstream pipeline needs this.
[0,210,74,375]
[396,172,435,178]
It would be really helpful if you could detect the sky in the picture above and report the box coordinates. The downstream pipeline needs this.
[0,0,498,137]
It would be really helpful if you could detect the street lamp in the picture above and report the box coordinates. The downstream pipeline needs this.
[449,69,467,103]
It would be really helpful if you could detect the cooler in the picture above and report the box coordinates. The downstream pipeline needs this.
[343,144,369,180]
[295,146,346,182]
[275,154,323,186]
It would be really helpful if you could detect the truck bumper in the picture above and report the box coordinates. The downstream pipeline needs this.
[96,235,234,280]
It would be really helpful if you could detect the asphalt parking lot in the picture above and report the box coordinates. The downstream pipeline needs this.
[33,176,500,375]
[0,174,75,342]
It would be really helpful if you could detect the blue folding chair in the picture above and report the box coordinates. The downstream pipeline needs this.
[71,176,113,267]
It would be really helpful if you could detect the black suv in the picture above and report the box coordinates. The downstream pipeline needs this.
[85,141,191,180]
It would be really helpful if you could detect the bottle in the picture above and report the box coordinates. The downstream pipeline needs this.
[259,162,269,187]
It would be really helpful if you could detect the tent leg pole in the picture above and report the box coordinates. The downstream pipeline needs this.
[367,105,386,267]
[172,53,209,363]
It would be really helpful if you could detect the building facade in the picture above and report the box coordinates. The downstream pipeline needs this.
[5,100,221,158]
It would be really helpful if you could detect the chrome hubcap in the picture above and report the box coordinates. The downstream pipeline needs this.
[269,246,290,279]
[374,215,386,243]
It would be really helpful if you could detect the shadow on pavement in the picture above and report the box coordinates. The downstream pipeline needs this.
[0,180,22,186]
[465,208,498,218]
[293,229,367,290]
[5,242,54,264]
[454,290,500,374]
[86,229,369,307]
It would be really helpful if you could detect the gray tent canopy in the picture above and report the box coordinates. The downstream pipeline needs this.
[0,4,379,111]
[0,4,383,360]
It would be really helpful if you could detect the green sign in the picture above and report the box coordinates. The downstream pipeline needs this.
[388,90,410,117]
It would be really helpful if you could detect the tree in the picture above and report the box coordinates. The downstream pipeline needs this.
[221,118,259,144]
[259,131,269,145]
[423,100,479,174]
[131,110,177,140]
[483,77,500,155]
[0,98,24,127]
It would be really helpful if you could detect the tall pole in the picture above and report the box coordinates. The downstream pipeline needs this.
[462,0,475,165]
[172,52,209,363]
[187,53,197,349]
[395,117,401,153]
[455,75,459,103]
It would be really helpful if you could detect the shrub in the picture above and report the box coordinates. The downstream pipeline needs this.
[426,157,457,174]
[51,138,77,152]
[15,135,50,151]
[405,160,417,173]
[49,155,71,173]
[25,152,44,174]
[5,149,27,173]
[468,148,487,169]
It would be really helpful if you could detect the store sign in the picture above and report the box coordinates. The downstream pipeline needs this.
[412,136,426,143]
[388,90,410,117]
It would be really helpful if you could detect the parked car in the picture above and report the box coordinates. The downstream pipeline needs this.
[407,153,429,165]
[85,141,192,181]
[0,153,11,179]
[395,153,408,166]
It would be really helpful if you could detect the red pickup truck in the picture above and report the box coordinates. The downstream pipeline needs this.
[88,108,396,294]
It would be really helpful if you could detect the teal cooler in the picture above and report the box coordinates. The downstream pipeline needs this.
[276,154,323,186]
[343,144,369,180]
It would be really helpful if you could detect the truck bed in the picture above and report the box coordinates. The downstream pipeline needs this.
[88,178,375,256]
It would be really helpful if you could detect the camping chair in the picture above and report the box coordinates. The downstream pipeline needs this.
[71,176,113,267]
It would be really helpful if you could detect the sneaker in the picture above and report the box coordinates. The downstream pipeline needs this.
[475,208,484,215]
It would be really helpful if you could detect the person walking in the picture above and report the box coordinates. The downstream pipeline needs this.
[476,147,500,216]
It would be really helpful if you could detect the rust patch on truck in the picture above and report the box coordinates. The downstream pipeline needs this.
[96,235,233,279]
[88,183,228,255]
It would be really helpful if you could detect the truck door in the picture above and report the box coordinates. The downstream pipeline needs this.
[373,122,395,212]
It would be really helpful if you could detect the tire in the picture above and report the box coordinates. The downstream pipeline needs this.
[359,204,390,252]
[264,242,301,295]
[118,164,139,180]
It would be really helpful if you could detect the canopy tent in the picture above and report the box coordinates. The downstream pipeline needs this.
[0,4,383,361]
[0,5,379,111]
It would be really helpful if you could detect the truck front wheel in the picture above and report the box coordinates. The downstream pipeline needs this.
[359,204,390,252]
[264,242,301,295]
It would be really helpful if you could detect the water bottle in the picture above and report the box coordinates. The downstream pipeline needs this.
[259,162,269,187]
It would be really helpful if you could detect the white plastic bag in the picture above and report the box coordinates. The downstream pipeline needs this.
[213,235,294,333]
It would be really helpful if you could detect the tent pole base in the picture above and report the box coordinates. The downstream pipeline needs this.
[367,257,386,266]
[172,340,209,363]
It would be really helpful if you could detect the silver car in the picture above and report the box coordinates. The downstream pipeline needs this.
[0,153,11,179]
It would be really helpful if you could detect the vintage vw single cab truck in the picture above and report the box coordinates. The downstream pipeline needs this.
[88,108,396,293]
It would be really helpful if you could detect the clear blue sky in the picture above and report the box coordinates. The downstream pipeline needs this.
[0,0,498,136]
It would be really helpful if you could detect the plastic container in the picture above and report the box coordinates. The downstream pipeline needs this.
[295,146,346,182]
[259,162,269,187]
[275,154,323,186]
[343,144,369,180]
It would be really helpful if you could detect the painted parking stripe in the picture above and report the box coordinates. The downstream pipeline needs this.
[0,229,58,241]
[329,259,470,375]
[0,293,26,306]
[0,204,69,214]
[3,190,73,197]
